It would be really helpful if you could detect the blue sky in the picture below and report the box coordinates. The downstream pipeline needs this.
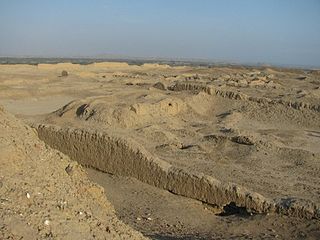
[0,0,320,66]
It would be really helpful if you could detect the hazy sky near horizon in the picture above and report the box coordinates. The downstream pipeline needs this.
[0,0,320,66]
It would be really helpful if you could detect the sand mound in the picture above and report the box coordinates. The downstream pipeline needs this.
[184,92,215,116]
[51,95,187,128]
[0,107,146,239]
[131,98,185,116]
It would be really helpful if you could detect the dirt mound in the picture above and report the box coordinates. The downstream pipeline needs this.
[50,95,187,128]
[0,107,146,239]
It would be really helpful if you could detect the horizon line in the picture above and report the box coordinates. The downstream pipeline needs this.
[0,55,319,70]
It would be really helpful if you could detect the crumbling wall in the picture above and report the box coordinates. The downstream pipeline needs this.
[169,82,320,112]
[34,123,320,219]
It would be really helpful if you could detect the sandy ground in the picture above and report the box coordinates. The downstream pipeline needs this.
[0,62,320,239]
[87,168,320,239]
[1,96,74,115]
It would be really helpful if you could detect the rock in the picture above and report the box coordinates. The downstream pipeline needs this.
[153,82,167,90]
[65,164,73,175]
[61,70,68,77]
[231,136,254,145]
[44,220,50,226]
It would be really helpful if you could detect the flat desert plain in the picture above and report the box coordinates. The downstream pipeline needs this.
[1,62,320,239]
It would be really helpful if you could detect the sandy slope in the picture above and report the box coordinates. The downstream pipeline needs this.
[0,107,146,239]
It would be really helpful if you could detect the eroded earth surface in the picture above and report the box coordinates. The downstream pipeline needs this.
[1,62,320,239]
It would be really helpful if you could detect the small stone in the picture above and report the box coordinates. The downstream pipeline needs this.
[299,232,307,238]
[136,217,141,221]
[153,82,167,90]
[44,219,50,226]
[26,193,31,199]
[65,164,73,175]
[147,217,152,221]
[61,70,68,77]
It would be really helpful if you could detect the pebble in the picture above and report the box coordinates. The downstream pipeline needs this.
[136,217,141,221]
[44,219,50,226]
[299,232,307,238]
[26,193,31,199]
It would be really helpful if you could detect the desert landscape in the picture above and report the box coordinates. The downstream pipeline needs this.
[0,61,319,239]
